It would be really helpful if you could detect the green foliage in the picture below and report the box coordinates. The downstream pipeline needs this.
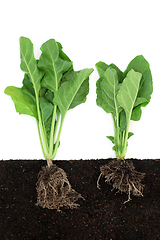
[96,55,153,159]
[5,37,93,161]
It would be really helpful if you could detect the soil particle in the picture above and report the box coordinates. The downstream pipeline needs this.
[1,159,160,240]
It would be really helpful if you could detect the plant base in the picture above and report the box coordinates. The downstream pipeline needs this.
[36,164,84,211]
[97,159,145,203]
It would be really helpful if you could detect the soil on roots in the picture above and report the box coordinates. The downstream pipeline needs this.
[97,159,145,203]
[36,164,84,211]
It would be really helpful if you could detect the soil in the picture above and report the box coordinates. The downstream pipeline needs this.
[1,159,160,240]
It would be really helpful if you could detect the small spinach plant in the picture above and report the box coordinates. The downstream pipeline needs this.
[4,37,93,210]
[5,37,93,166]
[96,55,153,159]
[96,55,153,202]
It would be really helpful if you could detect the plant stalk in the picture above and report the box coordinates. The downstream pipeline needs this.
[36,120,47,159]
[36,92,49,154]
[49,105,57,156]
[51,116,65,160]
[46,157,53,167]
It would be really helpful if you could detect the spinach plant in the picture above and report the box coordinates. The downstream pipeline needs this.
[5,37,93,166]
[96,55,153,159]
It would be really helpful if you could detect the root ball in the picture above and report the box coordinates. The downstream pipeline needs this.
[97,160,145,203]
[36,164,84,211]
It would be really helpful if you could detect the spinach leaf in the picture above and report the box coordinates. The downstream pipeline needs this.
[117,69,142,121]
[5,86,38,119]
[54,69,93,118]
[38,39,72,93]
[20,37,43,96]
[96,67,120,115]
[124,55,153,121]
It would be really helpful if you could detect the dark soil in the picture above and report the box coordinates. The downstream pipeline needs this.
[1,159,160,240]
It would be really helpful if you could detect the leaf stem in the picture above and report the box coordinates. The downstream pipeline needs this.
[35,92,49,157]
[51,116,65,160]
[121,119,130,159]
[36,119,47,159]
[49,105,57,156]
[111,114,116,133]
[52,111,61,145]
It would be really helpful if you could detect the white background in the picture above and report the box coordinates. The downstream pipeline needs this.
[0,0,160,160]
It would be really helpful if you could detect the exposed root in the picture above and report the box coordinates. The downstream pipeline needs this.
[97,159,145,203]
[97,173,103,190]
[36,164,84,211]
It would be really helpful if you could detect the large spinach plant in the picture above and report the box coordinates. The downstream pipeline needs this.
[5,37,93,165]
[96,55,153,159]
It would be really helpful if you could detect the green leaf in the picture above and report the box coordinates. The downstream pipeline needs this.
[57,41,73,71]
[22,74,35,97]
[19,37,43,95]
[123,55,153,120]
[95,61,109,78]
[135,69,153,105]
[54,68,93,118]
[96,61,123,83]
[4,86,38,119]
[70,77,89,109]
[131,105,142,121]
[61,71,90,109]
[96,67,120,115]
[124,55,150,77]
[112,145,117,151]
[109,63,123,83]
[107,136,114,144]
[39,97,54,123]
[117,69,142,120]
[128,132,134,139]
[38,39,72,92]
[44,90,54,103]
